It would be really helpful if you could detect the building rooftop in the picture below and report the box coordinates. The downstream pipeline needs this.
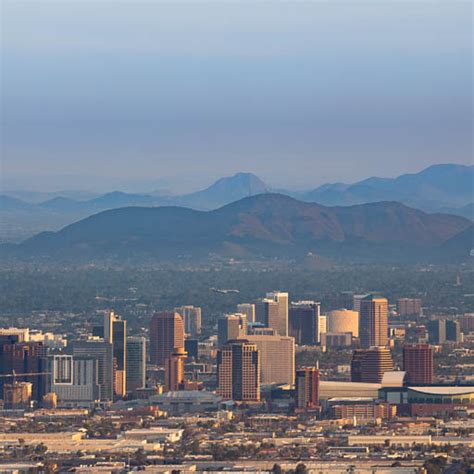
[408,386,474,396]
[382,371,407,387]
[328,397,377,403]
[152,390,222,400]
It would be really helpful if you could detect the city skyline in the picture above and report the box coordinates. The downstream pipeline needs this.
[0,0,471,470]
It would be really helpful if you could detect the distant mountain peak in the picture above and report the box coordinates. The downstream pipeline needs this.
[176,172,269,209]
[206,172,268,190]
[303,163,473,209]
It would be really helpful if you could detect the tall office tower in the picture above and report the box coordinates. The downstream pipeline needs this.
[237,304,256,324]
[150,312,184,366]
[265,291,289,336]
[175,306,202,337]
[217,340,260,402]
[295,367,319,409]
[403,344,434,385]
[45,355,100,407]
[92,325,104,338]
[427,320,446,344]
[0,342,45,401]
[289,301,320,345]
[103,312,127,397]
[256,299,280,335]
[446,320,462,343]
[351,347,393,383]
[319,315,327,341]
[350,350,367,382]
[237,313,248,335]
[359,295,389,349]
[397,298,422,317]
[353,294,369,312]
[339,291,355,310]
[327,309,359,338]
[164,347,187,391]
[217,314,246,348]
[460,313,474,334]
[244,335,295,385]
[126,337,146,393]
[72,339,114,402]
[185,339,199,360]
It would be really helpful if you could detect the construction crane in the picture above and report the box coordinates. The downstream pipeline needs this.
[0,371,51,385]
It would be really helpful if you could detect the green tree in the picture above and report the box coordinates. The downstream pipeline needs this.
[272,464,283,474]
[295,463,308,474]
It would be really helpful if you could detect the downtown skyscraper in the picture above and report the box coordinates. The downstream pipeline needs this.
[359,294,388,348]
[217,340,260,402]
[150,312,185,366]
[104,312,127,397]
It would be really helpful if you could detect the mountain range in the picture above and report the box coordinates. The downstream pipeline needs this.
[2,194,471,264]
[0,164,472,243]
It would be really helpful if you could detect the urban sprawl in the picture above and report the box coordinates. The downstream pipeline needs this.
[1,292,473,473]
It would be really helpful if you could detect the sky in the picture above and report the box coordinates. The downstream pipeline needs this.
[1,1,472,192]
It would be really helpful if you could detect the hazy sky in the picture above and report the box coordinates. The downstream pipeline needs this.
[1,1,472,191]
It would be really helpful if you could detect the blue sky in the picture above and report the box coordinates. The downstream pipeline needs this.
[1,1,472,191]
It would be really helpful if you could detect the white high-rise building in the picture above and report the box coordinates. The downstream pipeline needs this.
[46,355,100,408]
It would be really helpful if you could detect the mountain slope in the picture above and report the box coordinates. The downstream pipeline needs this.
[3,194,470,263]
[0,195,37,211]
[439,224,474,261]
[1,165,471,243]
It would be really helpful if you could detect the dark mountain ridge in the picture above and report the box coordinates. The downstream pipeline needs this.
[3,194,471,263]
[1,165,472,243]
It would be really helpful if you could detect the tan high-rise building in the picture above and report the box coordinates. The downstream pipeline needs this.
[244,334,295,385]
[256,299,280,334]
[237,304,256,324]
[397,298,422,317]
[266,291,288,336]
[327,309,359,338]
[351,347,393,383]
[218,314,247,347]
[359,295,388,348]
[104,312,127,397]
[150,312,184,366]
[164,347,187,391]
[175,306,202,337]
[217,340,260,402]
